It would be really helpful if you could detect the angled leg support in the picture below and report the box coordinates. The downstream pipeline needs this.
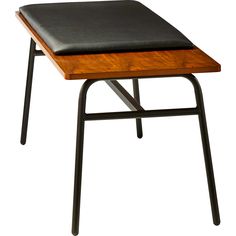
[105,79,143,138]
[105,80,144,111]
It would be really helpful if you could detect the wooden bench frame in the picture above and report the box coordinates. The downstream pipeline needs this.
[17,12,221,236]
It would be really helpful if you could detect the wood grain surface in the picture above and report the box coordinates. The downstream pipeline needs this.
[16,12,221,80]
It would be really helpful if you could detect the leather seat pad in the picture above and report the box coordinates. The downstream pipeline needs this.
[20,1,193,55]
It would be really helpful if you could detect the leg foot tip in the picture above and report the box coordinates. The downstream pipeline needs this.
[72,228,79,236]
[214,220,221,226]
[137,131,143,139]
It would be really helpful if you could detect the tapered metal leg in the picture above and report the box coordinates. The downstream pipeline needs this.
[132,79,143,138]
[184,74,220,225]
[72,80,98,236]
[20,38,36,145]
[72,107,85,236]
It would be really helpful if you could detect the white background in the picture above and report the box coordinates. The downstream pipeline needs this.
[0,0,234,236]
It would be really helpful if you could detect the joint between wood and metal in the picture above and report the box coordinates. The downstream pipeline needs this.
[34,50,44,56]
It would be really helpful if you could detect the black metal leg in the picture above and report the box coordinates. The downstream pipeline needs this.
[20,38,36,145]
[132,79,143,138]
[184,74,220,225]
[72,80,99,236]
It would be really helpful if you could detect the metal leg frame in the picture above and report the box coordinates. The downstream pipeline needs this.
[72,75,220,235]
[20,39,220,236]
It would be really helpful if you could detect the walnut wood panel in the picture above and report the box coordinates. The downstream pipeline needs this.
[16,12,221,80]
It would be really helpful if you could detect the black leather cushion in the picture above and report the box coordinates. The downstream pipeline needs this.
[20,1,193,55]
